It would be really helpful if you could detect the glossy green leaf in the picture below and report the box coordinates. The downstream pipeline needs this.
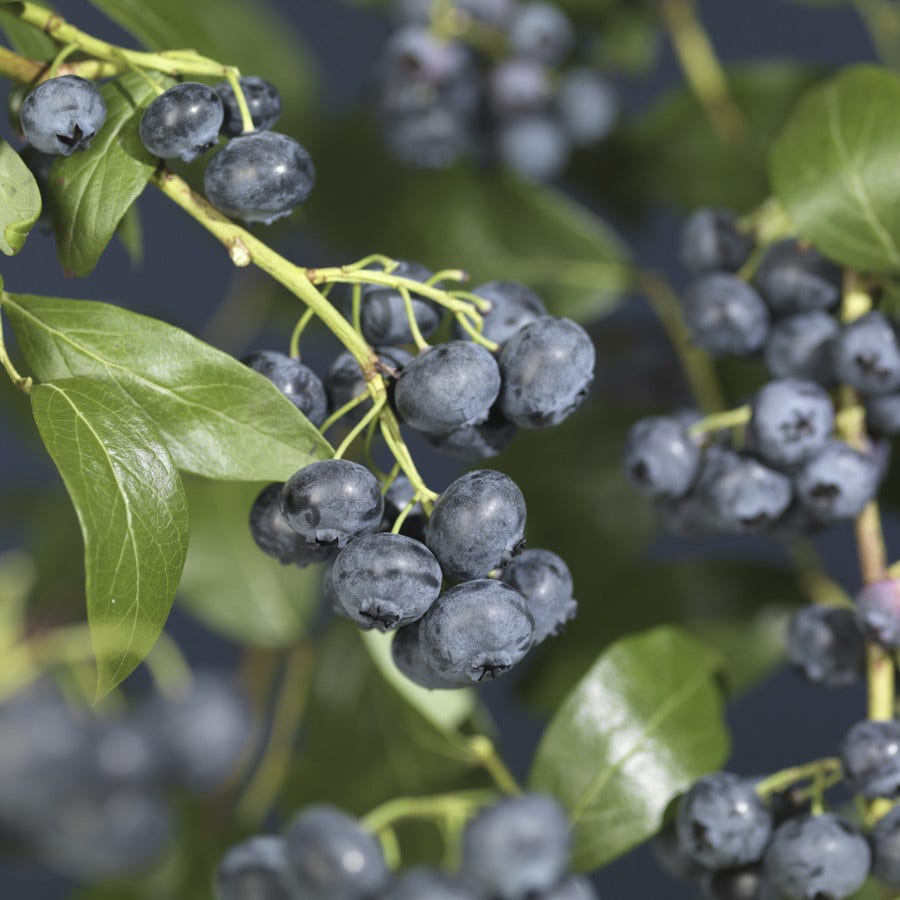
[529,626,729,871]
[0,139,40,255]
[0,6,57,59]
[85,0,316,130]
[31,377,189,697]
[309,122,631,322]
[178,477,320,645]
[48,73,170,277]
[4,293,333,481]
[632,62,823,210]
[770,65,900,273]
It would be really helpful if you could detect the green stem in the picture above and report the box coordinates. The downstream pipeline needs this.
[362,789,496,834]
[333,399,385,460]
[688,405,751,438]
[289,307,316,359]
[225,68,255,134]
[399,285,431,352]
[379,409,438,502]
[318,391,370,436]
[466,735,521,795]
[755,758,842,797]
[0,306,32,395]
[391,496,420,534]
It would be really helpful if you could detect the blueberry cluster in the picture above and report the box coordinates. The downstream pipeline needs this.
[0,672,249,882]
[215,793,597,899]
[245,269,593,687]
[624,211,891,539]
[374,0,617,180]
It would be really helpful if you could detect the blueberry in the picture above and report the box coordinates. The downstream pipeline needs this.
[419,579,534,683]
[324,346,412,423]
[501,548,576,643]
[867,392,900,436]
[785,605,865,686]
[652,820,706,883]
[764,311,838,384]
[214,76,282,137]
[381,103,475,169]
[358,261,442,344]
[679,209,755,276]
[391,620,461,689]
[215,836,296,900]
[379,26,474,94]
[508,2,575,65]
[499,316,595,428]
[281,459,384,549]
[794,440,879,522]
[20,75,106,156]
[460,794,570,898]
[764,813,870,900]
[556,67,618,147]
[497,114,570,182]
[250,483,335,566]
[540,876,599,899]
[139,82,224,163]
[380,867,483,899]
[424,409,518,462]
[242,350,328,426]
[624,416,701,499]
[749,379,834,470]
[872,805,900,889]
[753,239,842,315]
[833,311,900,396]
[489,59,553,118]
[452,280,548,345]
[702,863,772,900]
[284,805,389,899]
[91,715,169,789]
[457,0,515,25]
[382,474,427,540]
[682,274,769,358]
[840,718,900,799]
[204,131,315,224]
[856,579,900,648]
[675,773,772,870]
[395,342,501,433]
[702,451,792,533]
[425,469,526,580]
[332,532,442,630]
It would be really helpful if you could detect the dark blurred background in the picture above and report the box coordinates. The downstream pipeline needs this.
[0,0,888,897]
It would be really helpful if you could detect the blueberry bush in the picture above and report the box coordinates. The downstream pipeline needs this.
[4,0,900,898]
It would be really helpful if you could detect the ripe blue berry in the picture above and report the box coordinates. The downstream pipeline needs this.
[497,115,570,182]
[461,794,571,898]
[754,239,842,315]
[703,451,792,533]
[204,131,315,224]
[833,311,900,396]
[682,274,769,358]
[840,718,900,799]
[20,75,107,156]
[749,379,834,470]
[508,2,575,65]
[856,579,900,648]
[214,76,282,137]
[675,773,773,870]
[679,209,755,275]
[281,460,384,550]
[764,311,838,384]
[358,261,442,344]
[872,805,900,889]
[332,533,442,631]
[250,483,336,566]
[795,441,879,523]
[380,867,483,899]
[453,280,548,345]
[419,579,534,683]
[395,342,501,433]
[391,620,461,689]
[382,103,474,169]
[764,814,870,900]
[867,392,900,436]
[215,836,295,900]
[702,864,772,900]
[425,469,526,580]
[243,350,328,426]
[499,316,595,428]
[284,805,389,899]
[556,68,617,147]
[786,605,864,686]
[624,416,701,499]
[139,82,224,163]
[501,548,576,643]
[424,410,518,462]
[489,59,553,117]
[540,876,599,899]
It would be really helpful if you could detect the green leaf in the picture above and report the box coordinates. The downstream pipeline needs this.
[4,293,333,481]
[177,477,320,645]
[48,73,171,277]
[31,377,189,697]
[0,139,41,255]
[770,65,900,274]
[529,626,730,871]
[115,203,144,267]
[85,0,316,131]
[0,6,58,59]
[309,121,631,322]
[631,62,823,210]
